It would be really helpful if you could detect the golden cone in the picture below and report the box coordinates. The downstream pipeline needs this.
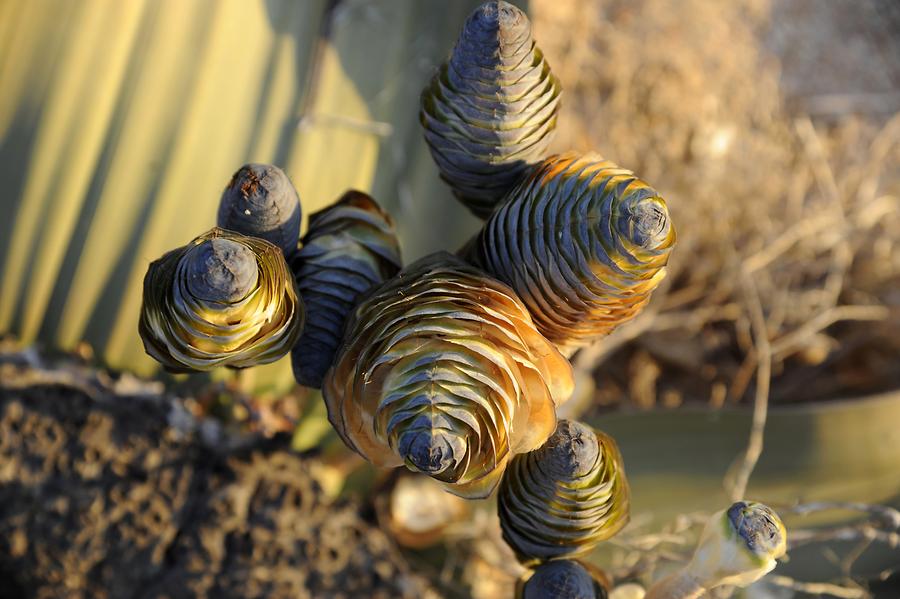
[139,228,303,372]
[323,252,573,499]
[465,153,675,353]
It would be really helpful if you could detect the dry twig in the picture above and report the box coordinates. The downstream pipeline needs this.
[767,575,869,599]
[786,501,900,529]
[726,270,771,501]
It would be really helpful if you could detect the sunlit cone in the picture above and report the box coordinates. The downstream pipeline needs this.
[517,560,607,599]
[290,190,402,389]
[646,501,786,598]
[217,163,302,257]
[139,228,304,373]
[323,252,574,499]
[420,0,562,218]
[498,420,630,564]
[465,153,675,353]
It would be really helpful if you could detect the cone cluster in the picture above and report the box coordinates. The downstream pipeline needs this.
[518,561,607,599]
[140,166,400,381]
[138,2,687,596]
[418,5,666,593]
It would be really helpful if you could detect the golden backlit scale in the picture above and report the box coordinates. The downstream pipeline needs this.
[139,227,303,373]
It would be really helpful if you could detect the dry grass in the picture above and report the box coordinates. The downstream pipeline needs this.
[530,0,900,410]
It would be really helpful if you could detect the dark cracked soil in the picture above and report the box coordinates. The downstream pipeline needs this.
[0,361,436,599]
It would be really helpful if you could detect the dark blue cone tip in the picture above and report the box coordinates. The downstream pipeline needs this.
[457,0,531,60]
[465,1,527,38]
[540,420,600,479]
[727,501,784,557]
[186,238,258,303]
[615,195,671,250]
[398,429,464,476]
[218,163,301,255]
[227,163,289,204]
[522,560,600,599]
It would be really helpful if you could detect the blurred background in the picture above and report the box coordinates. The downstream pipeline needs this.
[1,0,899,597]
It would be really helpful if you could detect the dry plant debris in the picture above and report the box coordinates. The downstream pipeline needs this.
[531,0,900,409]
[0,356,437,599]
